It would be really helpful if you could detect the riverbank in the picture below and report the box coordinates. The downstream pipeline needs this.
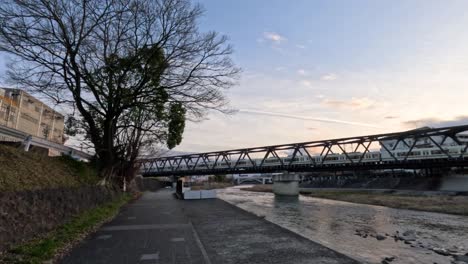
[240,185,468,216]
[0,144,140,263]
[220,186,468,264]
[1,193,136,264]
[0,145,99,192]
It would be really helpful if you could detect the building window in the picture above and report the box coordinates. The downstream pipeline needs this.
[21,112,38,124]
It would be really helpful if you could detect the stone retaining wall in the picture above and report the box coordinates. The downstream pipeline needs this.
[0,186,120,252]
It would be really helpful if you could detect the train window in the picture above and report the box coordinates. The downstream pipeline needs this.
[448,149,459,154]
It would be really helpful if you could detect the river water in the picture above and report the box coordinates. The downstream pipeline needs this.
[217,186,468,264]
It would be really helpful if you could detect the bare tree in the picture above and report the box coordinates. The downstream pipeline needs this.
[0,0,240,182]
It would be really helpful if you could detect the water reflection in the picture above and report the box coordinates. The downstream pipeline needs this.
[218,186,468,264]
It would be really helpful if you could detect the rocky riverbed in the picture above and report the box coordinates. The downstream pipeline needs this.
[217,186,468,264]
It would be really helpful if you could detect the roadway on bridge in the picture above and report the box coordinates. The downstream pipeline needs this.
[60,189,358,264]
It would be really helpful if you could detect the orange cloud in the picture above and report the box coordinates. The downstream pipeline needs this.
[321,97,376,110]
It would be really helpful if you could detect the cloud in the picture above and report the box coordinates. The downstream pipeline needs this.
[238,109,382,128]
[402,116,468,128]
[322,97,376,109]
[297,69,308,76]
[275,66,285,71]
[262,32,286,43]
[384,116,399,119]
[300,80,312,87]
[296,44,306,49]
[321,73,338,81]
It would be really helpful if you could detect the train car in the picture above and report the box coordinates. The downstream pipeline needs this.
[160,143,468,172]
[381,145,467,161]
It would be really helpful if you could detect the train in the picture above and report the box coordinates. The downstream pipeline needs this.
[152,144,468,172]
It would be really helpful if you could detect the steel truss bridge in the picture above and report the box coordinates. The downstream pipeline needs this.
[140,125,468,177]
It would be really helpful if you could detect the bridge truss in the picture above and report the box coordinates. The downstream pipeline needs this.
[140,125,468,177]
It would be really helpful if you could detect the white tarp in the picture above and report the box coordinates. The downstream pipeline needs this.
[183,190,217,200]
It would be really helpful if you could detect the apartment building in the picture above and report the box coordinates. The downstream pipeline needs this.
[0,88,64,144]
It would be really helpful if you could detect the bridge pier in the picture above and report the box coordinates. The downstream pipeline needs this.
[272,172,300,196]
[171,175,177,188]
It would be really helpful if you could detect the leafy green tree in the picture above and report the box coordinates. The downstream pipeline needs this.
[167,103,186,149]
[0,0,240,183]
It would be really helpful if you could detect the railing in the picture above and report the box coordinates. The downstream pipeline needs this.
[0,124,92,160]
[140,125,468,177]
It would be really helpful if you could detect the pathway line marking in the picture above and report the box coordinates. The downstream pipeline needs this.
[101,223,190,231]
[189,221,212,264]
[140,252,159,260]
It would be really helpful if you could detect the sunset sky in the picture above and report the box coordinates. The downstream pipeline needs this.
[179,0,468,152]
[1,0,468,153]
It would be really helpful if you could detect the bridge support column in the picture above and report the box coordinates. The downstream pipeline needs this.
[273,173,300,196]
[171,176,177,188]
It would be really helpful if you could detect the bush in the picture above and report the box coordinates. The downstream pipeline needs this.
[213,174,227,182]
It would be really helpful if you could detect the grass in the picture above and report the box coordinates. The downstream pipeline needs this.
[0,145,99,192]
[241,185,468,216]
[303,191,468,216]
[1,193,135,264]
[56,155,99,185]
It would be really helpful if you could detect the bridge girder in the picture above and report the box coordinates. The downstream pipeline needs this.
[139,125,468,177]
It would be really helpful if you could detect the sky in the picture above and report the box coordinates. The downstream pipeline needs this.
[2,0,468,153]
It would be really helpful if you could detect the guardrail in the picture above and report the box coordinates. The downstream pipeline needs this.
[0,124,93,160]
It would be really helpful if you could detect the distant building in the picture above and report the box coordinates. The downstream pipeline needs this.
[0,88,64,144]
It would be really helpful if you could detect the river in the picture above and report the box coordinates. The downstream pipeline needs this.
[217,186,468,264]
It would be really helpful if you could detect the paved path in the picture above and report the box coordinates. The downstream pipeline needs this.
[60,189,358,264]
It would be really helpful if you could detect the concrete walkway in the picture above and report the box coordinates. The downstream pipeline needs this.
[60,189,358,264]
